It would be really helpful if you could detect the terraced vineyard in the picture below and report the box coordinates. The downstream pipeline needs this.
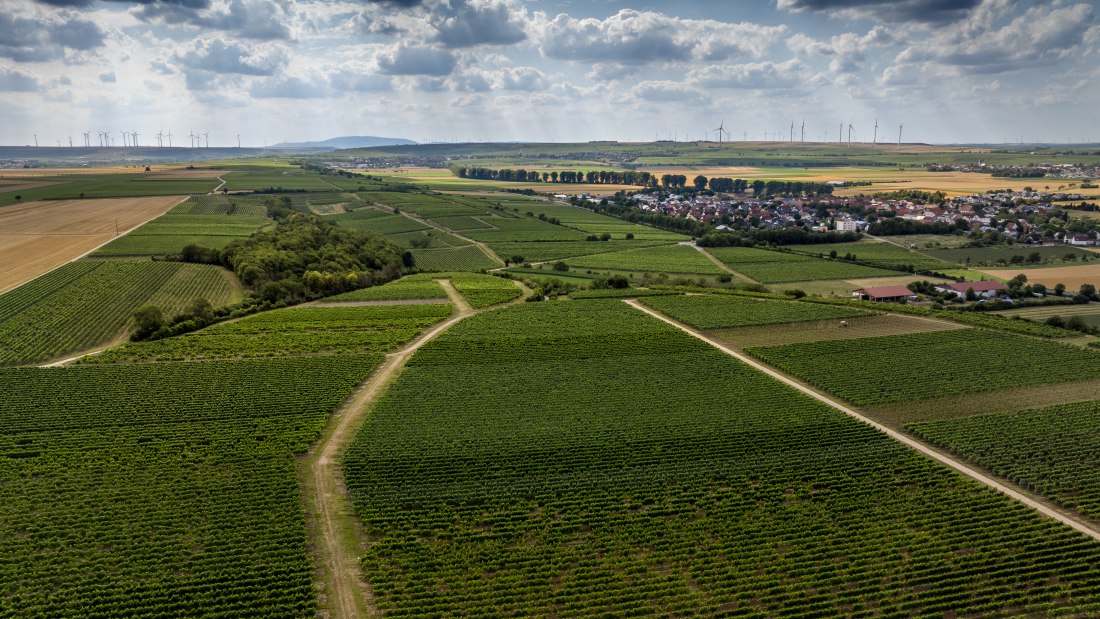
[706,246,897,282]
[0,260,238,366]
[640,293,874,329]
[747,328,1100,406]
[343,300,1100,617]
[409,245,501,271]
[0,355,376,616]
[85,303,453,364]
[909,401,1100,520]
[564,244,725,274]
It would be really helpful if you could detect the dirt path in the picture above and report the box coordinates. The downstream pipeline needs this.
[623,299,1100,542]
[209,176,226,194]
[303,278,508,618]
[684,242,759,283]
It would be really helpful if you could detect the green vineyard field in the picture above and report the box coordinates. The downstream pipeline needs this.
[343,300,1100,617]
[564,244,725,274]
[640,293,874,329]
[409,245,501,271]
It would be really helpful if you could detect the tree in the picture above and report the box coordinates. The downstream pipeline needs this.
[1045,315,1066,328]
[510,255,525,265]
[1080,283,1098,300]
[131,305,165,340]
[188,297,214,321]
[625,233,634,240]
[965,287,978,301]
[693,175,708,190]
[1027,251,1042,264]
[552,261,569,272]
[1055,283,1066,296]
[1066,315,1088,332]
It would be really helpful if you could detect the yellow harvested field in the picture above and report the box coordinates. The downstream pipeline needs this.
[981,264,1100,288]
[0,196,182,293]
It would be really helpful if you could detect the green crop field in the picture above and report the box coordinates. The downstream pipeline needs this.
[95,211,271,256]
[506,202,689,241]
[909,401,1100,521]
[361,192,489,218]
[343,299,1100,617]
[0,175,221,207]
[564,244,724,274]
[409,245,501,271]
[705,246,898,282]
[462,216,589,242]
[0,355,375,616]
[172,194,269,216]
[994,302,1100,327]
[450,273,521,307]
[330,212,429,235]
[641,293,874,329]
[786,240,956,271]
[486,240,671,262]
[925,245,1098,266]
[221,169,342,191]
[386,229,470,248]
[429,215,495,230]
[747,328,1100,406]
[86,303,453,364]
[320,278,447,302]
[0,260,238,366]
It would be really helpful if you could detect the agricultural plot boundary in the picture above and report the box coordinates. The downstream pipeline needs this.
[624,299,1100,542]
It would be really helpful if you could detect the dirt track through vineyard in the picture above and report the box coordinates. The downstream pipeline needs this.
[624,299,1100,543]
[304,278,515,618]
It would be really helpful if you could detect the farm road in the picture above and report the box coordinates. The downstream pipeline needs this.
[623,299,1100,543]
[303,277,521,618]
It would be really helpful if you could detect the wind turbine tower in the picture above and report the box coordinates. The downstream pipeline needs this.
[790,121,794,145]
[156,131,163,147]
[237,133,241,148]
[898,124,903,151]
[203,131,209,148]
[847,124,853,148]
[167,131,173,148]
[83,131,91,147]
[839,123,843,144]
[872,117,879,148]
[132,131,139,147]
[714,120,726,145]
[121,131,129,147]
[800,118,805,146]
[33,134,38,148]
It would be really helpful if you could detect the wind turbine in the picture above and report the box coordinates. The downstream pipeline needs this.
[156,130,163,147]
[800,118,805,146]
[82,131,91,147]
[203,131,209,148]
[839,123,843,144]
[166,131,173,148]
[68,136,72,148]
[714,119,727,145]
[188,131,197,148]
[33,134,38,148]
[121,131,129,147]
[897,124,903,151]
[872,117,879,148]
[236,133,241,148]
[847,124,853,148]
[131,131,139,147]
[790,121,795,145]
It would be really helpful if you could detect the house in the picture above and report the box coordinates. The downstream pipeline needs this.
[835,220,860,233]
[936,281,1007,298]
[852,286,914,302]
[1067,233,1095,246]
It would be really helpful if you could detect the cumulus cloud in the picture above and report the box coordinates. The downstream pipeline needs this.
[249,74,331,98]
[131,0,291,41]
[328,69,393,92]
[0,9,105,62]
[777,0,983,24]
[376,44,456,76]
[99,71,116,82]
[174,38,287,76]
[789,26,894,73]
[896,3,1096,74]
[538,10,787,65]
[688,59,807,89]
[432,0,527,48]
[631,80,706,103]
[0,66,39,91]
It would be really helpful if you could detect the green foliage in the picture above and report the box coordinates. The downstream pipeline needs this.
[0,260,237,366]
[909,401,1100,520]
[0,355,376,616]
[641,294,874,329]
[343,300,1100,616]
[748,328,1100,406]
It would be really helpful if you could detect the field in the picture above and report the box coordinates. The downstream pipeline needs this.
[639,293,874,329]
[320,278,447,303]
[0,174,220,207]
[909,402,1100,522]
[705,246,898,282]
[404,272,522,307]
[485,240,669,262]
[172,194,268,216]
[503,202,688,241]
[747,328,1100,406]
[926,244,1097,266]
[564,244,724,274]
[342,299,1100,616]
[94,203,272,256]
[462,215,589,242]
[0,196,183,292]
[993,302,1100,326]
[409,245,501,271]
[0,259,239,366]
[0,355,375,616]
[330,211,430,235]
[86,303,454,364]
[982,263,1100,288]
[787,240,956,271]
[709,313,968,349]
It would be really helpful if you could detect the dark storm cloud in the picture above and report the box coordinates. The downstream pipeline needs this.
[777,0,983,24]
[0,11,105,61]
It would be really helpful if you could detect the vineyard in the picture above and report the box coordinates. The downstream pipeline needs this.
[95,211,272,256]
[343,299,1100,617]
[320,278,447,302]
[331,212,430,235]
[0,259,238,366]
[409,245,501,271]
[709,313,967,349]
[0,355,376,616]
[747,328,1100,406]
[462,216,589,242]
[485,240,670,263]
[785,241,955,271]
[171,194,269,217]
[640,293,874,329]
[404,272,522,307]
[85,303,453,364]
[909,401,1100,520]
[705,246,897,282]
[564,244,725,274]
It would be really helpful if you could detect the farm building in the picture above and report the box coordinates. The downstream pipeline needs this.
[936,281,1007,298]
[852,286,914,302]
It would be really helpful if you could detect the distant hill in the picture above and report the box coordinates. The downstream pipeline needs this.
[272,136,417,149]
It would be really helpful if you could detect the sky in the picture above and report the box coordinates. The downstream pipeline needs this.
[1,0,1099,147]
